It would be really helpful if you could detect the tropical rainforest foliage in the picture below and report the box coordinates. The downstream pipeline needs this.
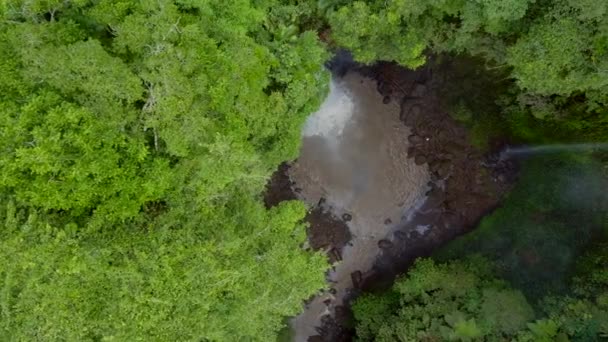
[354,252,608,341]
[0,1,330,340]
[327,0,608,141]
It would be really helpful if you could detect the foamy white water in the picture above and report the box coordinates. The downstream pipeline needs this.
[302,78,355,139]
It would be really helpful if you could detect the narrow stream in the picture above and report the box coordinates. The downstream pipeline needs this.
[289,71,430,341]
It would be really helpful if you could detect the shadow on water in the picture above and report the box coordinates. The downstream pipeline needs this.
[325,50,356,77]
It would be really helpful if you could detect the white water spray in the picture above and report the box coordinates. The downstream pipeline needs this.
[302,78,355,140]
[502,143,608,158]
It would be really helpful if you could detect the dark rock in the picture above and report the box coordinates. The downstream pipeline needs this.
[394,230,407,240]
[428,160,440,172]
[351,271,363,288]
[425,191,445,209]
[329,288,337,295]
[403,105,422,125]
[408,134,423,144]
[436,162,451,178]
[384,218,392,225]
[407,146,416,158]
[445,200,459,212]
[414,155,427,165]
[445,143,465,154]
[376,81,386,94]
[430,172,441,182]
[378,239,393,249]
[334,305,353,323]
[383,95,391,104]
[410,104,422,118]
[330,248,342,262]
[305,207,351,256]
[294,187,302,193]
[342,213,352,222]
[412,84,427,97]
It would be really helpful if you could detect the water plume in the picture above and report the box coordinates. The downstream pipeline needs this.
[501,143,608,159]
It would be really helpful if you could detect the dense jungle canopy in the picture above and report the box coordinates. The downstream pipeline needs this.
[0,1,329,340]
[0,0,607,341]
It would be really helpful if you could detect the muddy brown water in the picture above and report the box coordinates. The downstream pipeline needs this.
[289,72,430,341]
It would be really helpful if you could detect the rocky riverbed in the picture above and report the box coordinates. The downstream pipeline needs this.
[265,56,515,341]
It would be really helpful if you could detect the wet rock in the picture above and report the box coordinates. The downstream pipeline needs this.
[445,200,459,212]
[410,104,422,117]
[412,84,427,97]
[351,271,363,289]
[436,129,450,141]
[428,160,440,172]
[319,315,333,329]
[383,95,391,104]
[425,191,446,209]
[414,155,427,165]
[394,230,408,240]
[330,248,342,262]
[430,171,441,182]
[305,207,352,257]
[376,81,387,94]
[378,239,394,249]
[342,213,352,222]
[309,335,324,342]
[436,162,451,178]
[408,134,423,145]
[403,105,422,125]
[334,305,353,325]
[439,215,458,229]
[445,143,466,155]
[407,146,416,158]
[409,229,420,239]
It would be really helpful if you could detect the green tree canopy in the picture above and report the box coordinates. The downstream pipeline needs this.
[0,0,330,340]
[353,257,535,341]
[325,0,608,141]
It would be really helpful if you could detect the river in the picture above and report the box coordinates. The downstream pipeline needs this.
[289,71,430,341]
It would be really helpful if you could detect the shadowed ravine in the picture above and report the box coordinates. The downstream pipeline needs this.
[279,57,520,341]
